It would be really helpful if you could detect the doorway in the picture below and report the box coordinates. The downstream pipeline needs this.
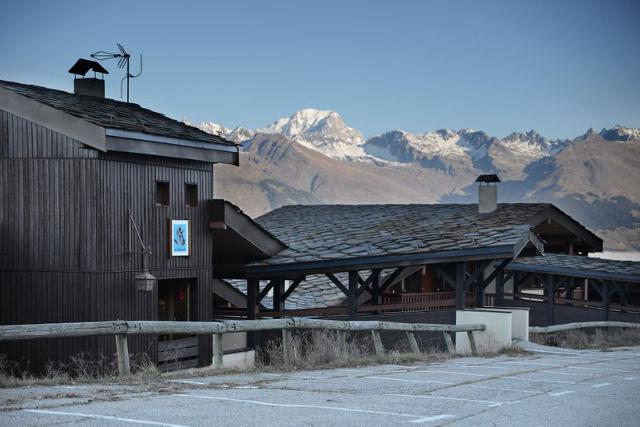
[157,278,199,371]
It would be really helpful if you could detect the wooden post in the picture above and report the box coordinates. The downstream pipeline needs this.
[495,269,504,306]
[474,263,484,307]
[455,263,466,310]
[282,329,294,366]
[546,274,555,325]
[246,279,258,349]
[405,331,420,354]
[443,331,455,353]
[466,331,477,355]
[348,271,358,320]
[114,334,130,376]
[336,330,347,356]
[372,270,382,304]
[371,330,384,356]
[272,279,284,314]
[212,333,223,369]
[602,281,609,321]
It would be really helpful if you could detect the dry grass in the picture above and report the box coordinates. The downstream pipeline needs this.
[257,329,465,371]
[531,327,640,349]
[0,352,159,388]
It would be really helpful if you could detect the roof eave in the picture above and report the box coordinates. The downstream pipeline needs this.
[0,85,106,151]
[105,129,239,165]
[244,245,519,279]
[506,261,640,284]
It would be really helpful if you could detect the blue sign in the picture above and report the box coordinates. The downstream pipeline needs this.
[171,219,189,256]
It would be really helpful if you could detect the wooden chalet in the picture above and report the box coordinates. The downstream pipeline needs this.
[0,69,280,372]
[2,70,639,373]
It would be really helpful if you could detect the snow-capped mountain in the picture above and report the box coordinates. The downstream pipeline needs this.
[258,109,366,159]
[599,125,640,142]
[198,112,640,250]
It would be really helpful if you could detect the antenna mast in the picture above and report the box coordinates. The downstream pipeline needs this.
[91,43,142,102]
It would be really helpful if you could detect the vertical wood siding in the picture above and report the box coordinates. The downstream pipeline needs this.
[0,109,216,372]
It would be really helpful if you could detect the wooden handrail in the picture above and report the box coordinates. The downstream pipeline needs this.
[0,318,485,376]
[530,321,640,334]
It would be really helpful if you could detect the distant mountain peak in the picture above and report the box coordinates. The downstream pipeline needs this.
[258,108,366,159]
[599,125,640,142]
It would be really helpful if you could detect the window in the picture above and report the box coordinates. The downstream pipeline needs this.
[185,183,198,207]
[156,181,170,206]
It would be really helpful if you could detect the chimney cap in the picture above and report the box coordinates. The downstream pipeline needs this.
[476,174,500,183]
[68,58,109,76]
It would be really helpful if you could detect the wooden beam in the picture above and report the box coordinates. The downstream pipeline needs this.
[326,273,350,297]
[348,271,358,320]
[257,280,276,303]
[495,269,504,306]
[456,262,466,310]
[545,274,554,325]
[433,265,456,289]
[282,277,305,301]
[272,279,284,312]
[246,278,259,348]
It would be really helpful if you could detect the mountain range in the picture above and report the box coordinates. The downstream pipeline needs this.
[194,110,640,252]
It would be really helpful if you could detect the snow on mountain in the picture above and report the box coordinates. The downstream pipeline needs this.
[198,122,230,137]
[197,122,255,143]
[258,109,366,159]
[490,131,568,180]
[599,125,640,142]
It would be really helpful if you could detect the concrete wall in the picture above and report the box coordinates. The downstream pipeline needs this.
[476,307,529,340]
[456,309,512,353]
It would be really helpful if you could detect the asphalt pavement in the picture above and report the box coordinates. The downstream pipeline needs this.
[2,345,639,426]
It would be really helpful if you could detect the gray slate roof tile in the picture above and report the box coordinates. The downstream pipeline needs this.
[0,80,237,147]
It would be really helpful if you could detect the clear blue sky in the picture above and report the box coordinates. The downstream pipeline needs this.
[1,0,638,139]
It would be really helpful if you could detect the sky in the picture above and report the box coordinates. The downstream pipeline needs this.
[1,0,639,139]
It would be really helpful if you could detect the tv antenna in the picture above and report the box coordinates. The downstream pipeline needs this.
[91,43,142,102]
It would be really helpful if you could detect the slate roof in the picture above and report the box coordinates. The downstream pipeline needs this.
[249,203,551,268]
[0,80,236,147]
[508,253,640,283]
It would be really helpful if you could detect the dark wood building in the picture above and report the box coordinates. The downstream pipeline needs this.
[0,76,282,372]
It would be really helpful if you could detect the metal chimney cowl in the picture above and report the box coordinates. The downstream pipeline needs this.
[478,184,497,214]
[476,174,500,214]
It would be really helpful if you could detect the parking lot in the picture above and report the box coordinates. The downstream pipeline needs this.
[2,345,639,426]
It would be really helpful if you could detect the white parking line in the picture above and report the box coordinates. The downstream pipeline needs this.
[389,393,504,407]
[503,376,576,384]
[538,370,593,376]
[623,377,638,381]
[22,409,188,427]
[412,370,489,377]
[591,383,611,388]
[175,394,453,424]
[409,414,456,423]
[549,390,575,397]
[499,361,561,367]
[365,376,537,393]
[566,366,632,373]
[365,376,454,385]
[459,365,513,370]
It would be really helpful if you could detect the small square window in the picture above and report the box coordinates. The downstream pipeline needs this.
[156,181,170,206]
[185,183,198,207]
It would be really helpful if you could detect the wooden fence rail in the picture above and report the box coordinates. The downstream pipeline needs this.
[530,321,640,334]
[0,318,485,376]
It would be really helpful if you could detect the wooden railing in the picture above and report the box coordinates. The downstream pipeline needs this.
[530,321,640,334]
[0,318,485,376]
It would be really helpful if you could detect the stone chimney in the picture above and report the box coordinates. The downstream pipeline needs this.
[68,59,109,98]
[476,174,500,214]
